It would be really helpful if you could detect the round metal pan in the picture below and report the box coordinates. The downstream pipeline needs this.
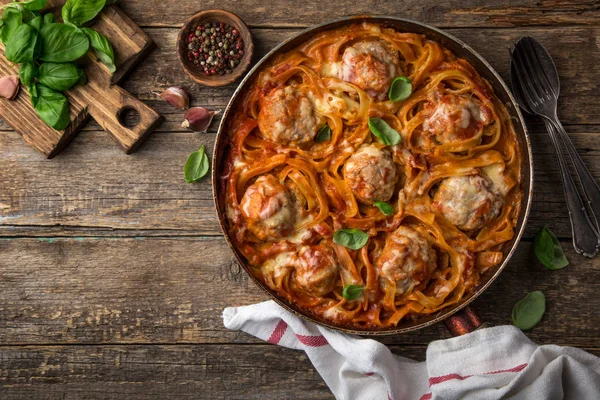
[212,16,533,335]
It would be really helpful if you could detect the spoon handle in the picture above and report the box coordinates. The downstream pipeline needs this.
[550,117,600,231]
[545,120,599,257]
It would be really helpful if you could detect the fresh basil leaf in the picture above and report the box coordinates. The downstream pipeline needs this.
[19,61,37,86]
[42,12,55,25]
[184,146,210,183]
[368,117,401,146]
[374,201,394,216]
[32,83,70,130]
[81,27,115,73]
[40,23,89,62]
[342,284,364,301]
[534,226,568,270]
[0,7,22,45]
[21,0,48,11]
[38,62,85,91]
[512,291,545,330]
[21,9,40,23]
[333,228,369,250]
[29,81,39,106]
[28,14,42,31]
[62,0,106,27]
[315,124,331,143]
[389,76,412,102]
[5,23,40,63]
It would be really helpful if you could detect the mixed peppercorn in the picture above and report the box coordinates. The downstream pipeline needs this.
[186,21,244,76]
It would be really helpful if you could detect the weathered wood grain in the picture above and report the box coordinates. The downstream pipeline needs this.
[0,124,597,238]
[0,345,335,400]
[0,237,598,348]
[117,0,600,28]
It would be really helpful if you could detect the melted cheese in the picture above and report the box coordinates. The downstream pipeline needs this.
[482,164,509,196]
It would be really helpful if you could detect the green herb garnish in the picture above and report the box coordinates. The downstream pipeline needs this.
[534,226,569,270]
[184,145,210,183]
[62,0,106,27]
[512,291,545,330]
[32,83,70,130]
[81,27,116,73]
[333,228,369,250]
[5,23,39,63]
[18,61,37,86]
[388,76,412,102]
[315,124,331,143]
[342,284,364,300]
[374,201,394,216]
[368,117,401,146]
[38,62,85,91]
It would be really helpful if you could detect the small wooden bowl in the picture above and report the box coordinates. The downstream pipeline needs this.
[177,10,254,87]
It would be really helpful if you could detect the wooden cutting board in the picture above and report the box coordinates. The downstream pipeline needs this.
[0,0,161,158]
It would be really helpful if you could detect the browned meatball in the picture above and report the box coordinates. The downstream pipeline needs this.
[376,226,437,295]
[240,175,295,240]
[423,93,492,145]
[342,41,401,100]
[433,174,503,231]
[295,244,339,297]
[343,144,398,205]
[258,85,322,145]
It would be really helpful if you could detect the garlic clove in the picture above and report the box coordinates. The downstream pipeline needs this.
[153,86,190,109]
[181,107,220,132]
[0,75,20,100]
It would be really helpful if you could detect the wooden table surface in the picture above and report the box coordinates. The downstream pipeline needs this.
[1,1,599,399]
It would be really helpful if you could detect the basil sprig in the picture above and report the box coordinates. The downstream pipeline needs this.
[368,117,401,146]
[512,291,546,330]
[315,124,331,143]
[0,0,115,131]
[388,76,412,102]
[342,284,364,301]
[374,201,394,216]
[333,228,369,250]
[184,145,210,183]
[62,0,106,27]
[533,226,569,270]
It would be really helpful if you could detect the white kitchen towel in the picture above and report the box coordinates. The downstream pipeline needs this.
[223,301,600,400]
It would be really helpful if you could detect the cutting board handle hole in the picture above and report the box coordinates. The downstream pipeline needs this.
[117,106,141,129]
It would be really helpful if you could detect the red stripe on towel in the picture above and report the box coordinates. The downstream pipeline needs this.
[419,393,432,400]
[267,320,288,344]
[295,334,329,347]
[429,363,528,386]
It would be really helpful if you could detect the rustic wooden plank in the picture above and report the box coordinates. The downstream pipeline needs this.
[1,123,598,239]
[0,237,598,347]
[0,344,335,400]
[117,0,600,28]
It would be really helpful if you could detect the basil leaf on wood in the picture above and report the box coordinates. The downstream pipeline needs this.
[62,0,106,27]
[388,76,412,102]
[32,83,70,130]
[81,27,116,73]
[40,23,89,62]
[315,124,331,143]
[38,62,85,91]
[5,23,40,63]
[342,284,364,301]
[368,117,401,146]
[19,61,37,86]
[29,81,39,105]
[333,228,369,250]
[512,291,545,330]
[374,201,394,216]
[0,7,22,44]
[533,226,569,270]
[184,146,210,183]
[42,12,55,26]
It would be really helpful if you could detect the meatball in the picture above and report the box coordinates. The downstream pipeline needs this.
[295,244,339,297]
[432,174,504,231]
[423,93,492,145]
[376,226,437,295]
[240,175,295,240]
[342,41,401,100]
[343,145,398,205]
[258,85,322,145]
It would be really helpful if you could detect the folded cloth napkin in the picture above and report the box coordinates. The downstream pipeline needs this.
[223,301,600,400]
